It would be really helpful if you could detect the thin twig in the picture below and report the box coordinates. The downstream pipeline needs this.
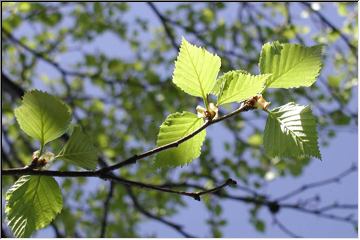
[147,2,179,51]
[272,216,301,238]
[301,2,357,57]
[100,182,115,237]
[276,164,357,202]
[2,29,98,80]
[160,179,258,197]
[98,101,255,173]
[281,202,357,225]
[2,72,24,98]
[50,223,65,238]
[126,187,195,238]
[2,166,236,201]
[146,2,250,63]
[317,203,358,212]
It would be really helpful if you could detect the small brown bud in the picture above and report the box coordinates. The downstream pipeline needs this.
[254,95,270,110]
[38,159,47,167]
[196,103,218,120]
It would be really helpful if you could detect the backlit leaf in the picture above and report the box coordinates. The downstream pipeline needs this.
[57,126,98,170]
[5,176,63,237]
[213,70,271,105]
[14,90,71,145]
[173,37,221,99]
[154,111,206,168]
[259,42,323,88]
[263,102,321,159]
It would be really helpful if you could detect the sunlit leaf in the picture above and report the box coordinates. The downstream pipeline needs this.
[263,102,321,159]
[154,111,206,168]
[14,90,71,145]
[259,42,323,88]
[173,37,221,99]
[5,176,63,237]
[57,126,98,170]
[212,70,271,105]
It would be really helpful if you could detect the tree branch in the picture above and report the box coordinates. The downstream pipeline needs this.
[281,202,357,225]
[126,187,195,238]
[146,2,251,64]
[275,163,357,202]
[272,216,301,238]
[2,72,25,99]
[2,29,100,80]
[301,2,357,57]
[2,166,236,201]
[98,100,256,173]
[3,99,254,175]
[147,2,179,51]
[50,223,65,238]
[99,182,115,237]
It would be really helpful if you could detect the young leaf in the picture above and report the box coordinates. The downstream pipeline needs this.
[154,111,206,168]
[14,90,71,145]
[56,126,98,170]
[173,37,221,99]
[263,102,321,159]
[5,175,63,238]
[259,42,323,88]
[212,70,271,105]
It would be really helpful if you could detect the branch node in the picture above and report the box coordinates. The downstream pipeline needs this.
[98,172,109,181]
[226,178,237,186]
[268,201,281,214]
[192,194,201,201]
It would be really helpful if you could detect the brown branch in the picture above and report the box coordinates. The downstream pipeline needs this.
[50,223,65,238]
[2,166,236,201]
[2,29,97,80]
[112,175,237,201]
[98,100,255,173]
[281,202,357,225]
[160,177,258,197]
[126,187,195,238]
[2,72,25,99]
[147,2,179,51]
[276,164,357,202]
[272,216,301,238]
[99,182,115,237]
[218,192,357,229]
[146,2,251,64]
[196,179,237,198]
[3,100,254,175]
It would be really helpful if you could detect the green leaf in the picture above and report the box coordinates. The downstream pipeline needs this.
[212,70,271,105]
[254,219,266,232]
[263,102,321,159]
[259,42,323,88]
[154,111,206,168]
[173,37,221,99]
[57,126,98,170]
[14,90,71,145]
[5,175,63,238]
